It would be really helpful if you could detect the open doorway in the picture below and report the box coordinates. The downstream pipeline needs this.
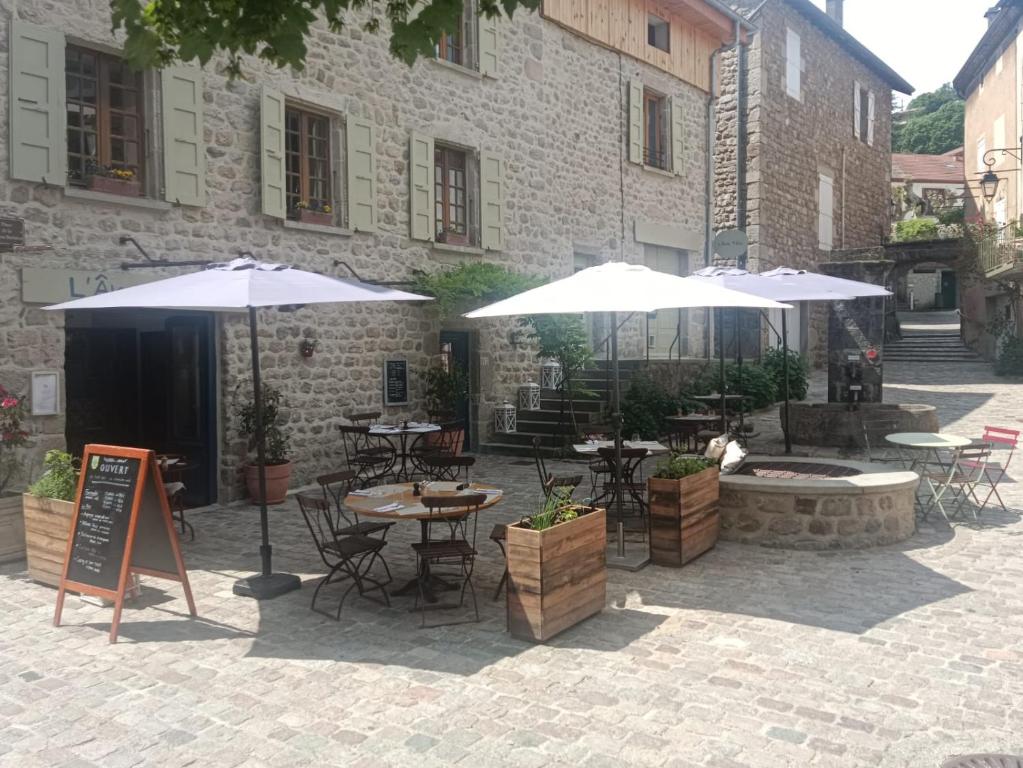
[65,309,217,506]
[439,330,473,451]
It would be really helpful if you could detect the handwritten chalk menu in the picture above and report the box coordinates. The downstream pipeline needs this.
[384,359,409,406]
[54,445,196,643]
[65,454,141,590]
[0,217,24,252]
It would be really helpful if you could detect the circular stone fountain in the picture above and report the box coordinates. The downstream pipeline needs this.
[786,403,939,448]
[719,456,919,549]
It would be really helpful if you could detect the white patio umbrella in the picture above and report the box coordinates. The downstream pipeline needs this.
[46,257,431,600]
[465,261,789,568]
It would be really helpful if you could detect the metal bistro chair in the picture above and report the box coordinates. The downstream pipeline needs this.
[296,493,392,620]
[532,436,583,500]
[861,415,905,465]
[413,494,486,627]
[580,425,615,499]
[346,410,382,426]
[597,446,650,520]
[920,447,992,522]
[410,421,463,470]
[968,425,1019,514]
[316,470,395,539]
[338,424,394,487]
[420,454,476,483]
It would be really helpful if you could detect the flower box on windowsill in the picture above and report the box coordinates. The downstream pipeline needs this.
[435,230,469,246]
[295,209,333,226]
[85,175,141,198]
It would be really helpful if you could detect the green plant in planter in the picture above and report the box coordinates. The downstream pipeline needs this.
[520,487,583,531]
[652,454,715,480]
[235,383,291,465]
[28,450,78,501]
[422,364,469,415]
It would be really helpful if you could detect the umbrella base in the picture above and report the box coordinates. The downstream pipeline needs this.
[232,572,302,600]
[606,544,650,572]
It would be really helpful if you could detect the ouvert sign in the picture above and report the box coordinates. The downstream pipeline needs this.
[21,268,157,304]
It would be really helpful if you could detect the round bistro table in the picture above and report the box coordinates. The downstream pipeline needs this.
[884,431,972,468]
[368,423,442,481]
[345,481,503,600]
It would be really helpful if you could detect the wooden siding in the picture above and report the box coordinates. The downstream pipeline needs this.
[543,0,724,92]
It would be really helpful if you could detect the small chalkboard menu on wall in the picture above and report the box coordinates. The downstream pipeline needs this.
[54,445,196,643]
[383,358,409,406]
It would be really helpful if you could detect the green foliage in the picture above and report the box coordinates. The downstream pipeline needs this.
[622,376,678,440]
[521,487,580,531]
[761,347,809,401]
[412,263,542,317]
[0,384,30,496]
[652,454,714,480]
[894,217,940,242]
[236,383,291,465]
[937,207,965,226]
[28,450,78,501]
[689,363,777,411]
[109,0,539,78]
[522,314,594,437]
[893,84,964,155]
[995,336,1023,377]
[422,364,468,414]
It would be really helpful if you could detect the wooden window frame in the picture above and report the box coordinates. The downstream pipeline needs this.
[647,14,670,53]
[643,89,668,170]
[65,44,145,188]
[436,1,475,69]
[284,105,333,219]
[435,144,471,245]
[437,28,464,66]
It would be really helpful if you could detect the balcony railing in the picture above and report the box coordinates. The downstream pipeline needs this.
[977,226,1023,278]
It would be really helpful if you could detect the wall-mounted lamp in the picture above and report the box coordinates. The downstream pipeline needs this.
[981,170,1000,202]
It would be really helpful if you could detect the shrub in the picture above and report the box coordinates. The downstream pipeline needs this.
[761,347,809,401]
[236,383,291,465]
[652,454,715,479]
[689,363,777,411]
[894,218,939,242]
[622,375,678,440]
[936,207,965,226]
[995,336,1023,377]
[28,450,78,501]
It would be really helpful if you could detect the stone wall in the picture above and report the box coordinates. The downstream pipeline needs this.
[0,2,712,500]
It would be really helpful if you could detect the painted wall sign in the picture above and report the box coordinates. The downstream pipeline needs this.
[21,267,156,304]
[713,229,748,259]
[0,217,25,251]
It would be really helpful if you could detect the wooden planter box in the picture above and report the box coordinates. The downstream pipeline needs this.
[86,175,142,197]
[0,495,26,564]
[648,467,720,567]
[21,494,75,586]
[295,209,332,226]
[506,507,606,642]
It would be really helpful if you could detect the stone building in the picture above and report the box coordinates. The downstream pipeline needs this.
[714,0,913,363]
[0,0,743,502]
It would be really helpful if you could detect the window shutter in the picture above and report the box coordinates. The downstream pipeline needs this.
[161,66,206,207]
[9,22,66,183]
[669,97,685,175]
[628,80,643,165]
[409,132,434,241]
[866,91,876,147]
[785,29,800,99]
[818,174,834,250]
[479,13,499,77]
[852,82,861,139]
[480,151,504,250]
[346,117,377,232]
[260,87,286,219]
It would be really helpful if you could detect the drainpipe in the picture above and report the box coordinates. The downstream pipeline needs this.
[735,17,748,269]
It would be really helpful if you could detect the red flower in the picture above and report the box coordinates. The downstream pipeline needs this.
[1,396,18,409]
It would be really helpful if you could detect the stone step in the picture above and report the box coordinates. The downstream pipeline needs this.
[516,408,602,423]
[539,397,604,413]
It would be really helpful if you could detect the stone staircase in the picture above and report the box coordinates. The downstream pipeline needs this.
[884,332,982,363]
[478,360,643,457]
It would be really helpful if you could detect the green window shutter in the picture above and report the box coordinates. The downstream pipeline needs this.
[161,66,206,207]
[480,151,504,251]
[260,87,286,219]
[346,117,377,232]
[628,80,643,165]
[9,22,65,183]
[409,133,434,241]
[670,97,685,176]
[479,14,500,77]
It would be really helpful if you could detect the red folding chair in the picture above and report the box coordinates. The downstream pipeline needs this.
[967,426,1019,513]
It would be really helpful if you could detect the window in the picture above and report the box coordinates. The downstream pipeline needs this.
[435,145,469,244]
[65,45,144,188]
[284,106,332,219]
[785,28,800,99]
[818,172,834,250]
[858,86,869,139]
[647,15,670,53]
[437,25,464,65]
[643,90,668,170]
[435,1,473,68]
[853,83,874,145]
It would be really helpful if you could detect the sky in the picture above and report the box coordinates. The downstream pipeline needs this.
[807,0,994,104]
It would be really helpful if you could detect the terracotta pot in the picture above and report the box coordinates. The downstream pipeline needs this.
[86,175,142,197]
[244,461,292,504]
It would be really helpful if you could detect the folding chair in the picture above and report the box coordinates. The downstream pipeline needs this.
[316,470,395,538]
[346,410,382,426]
[296,493,392,620]
[420,455,475,483]
[920,448,991,522]
[413,494,485,627]
[338,424,394,486]
[968,425,1019,513]
[532,436,583,500]
[861,415,905,465]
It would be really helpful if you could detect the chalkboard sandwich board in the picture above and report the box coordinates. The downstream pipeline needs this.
[383,358,409,406]
[53,445,196,643]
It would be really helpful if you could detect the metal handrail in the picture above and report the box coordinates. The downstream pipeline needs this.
[977,226,1023,275]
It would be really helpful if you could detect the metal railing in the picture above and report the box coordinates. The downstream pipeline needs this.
[977,226,1023,276]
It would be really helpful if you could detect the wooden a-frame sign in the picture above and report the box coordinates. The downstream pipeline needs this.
[53,445,196,643]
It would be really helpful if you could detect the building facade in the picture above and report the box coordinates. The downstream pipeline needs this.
[0,0,738,501]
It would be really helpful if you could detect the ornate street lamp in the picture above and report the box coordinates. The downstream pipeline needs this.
[981,169,1000,202]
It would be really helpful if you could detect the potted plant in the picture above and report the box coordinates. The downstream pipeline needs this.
[0,385,29,564]
[291,200,333,226]
[84,160,142,197]
[422,363,468,454]
[22,450,78,586]
[506,488,606,642]
[648,454,720,567]
[236,383,292,504]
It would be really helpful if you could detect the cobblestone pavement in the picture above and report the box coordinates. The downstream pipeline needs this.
[2,360,1022,767]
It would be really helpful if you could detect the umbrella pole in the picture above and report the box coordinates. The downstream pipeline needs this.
[782,310,792,454]
[611,311,625,559]
[232,307,301,600]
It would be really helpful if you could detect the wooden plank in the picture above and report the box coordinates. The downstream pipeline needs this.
[588,0,609,45]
